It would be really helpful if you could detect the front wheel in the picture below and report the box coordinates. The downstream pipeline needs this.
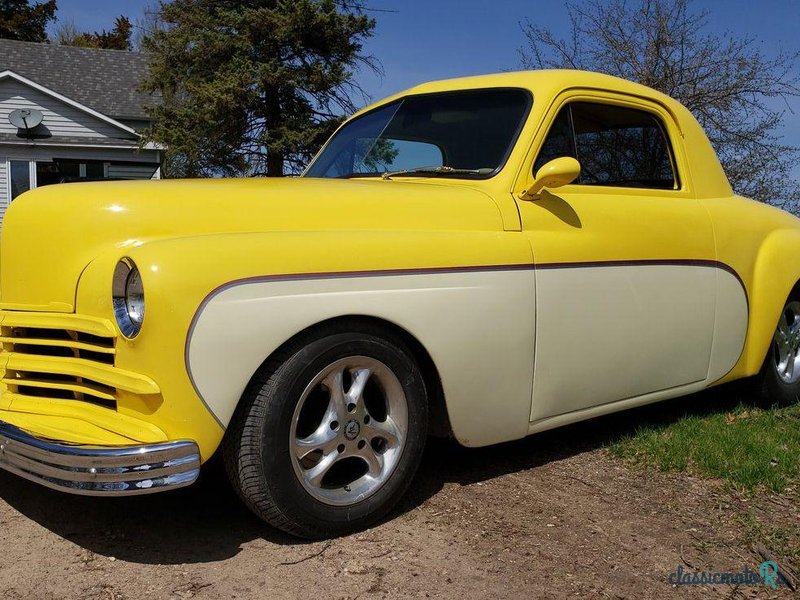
[223,327,428,539]
[758,298,800,406]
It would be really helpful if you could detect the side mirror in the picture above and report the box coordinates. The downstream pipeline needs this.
[519,157,581,201]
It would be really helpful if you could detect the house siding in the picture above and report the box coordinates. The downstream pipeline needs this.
[0,59,161,230]
[0,159,8,222]
[0,79,135,140]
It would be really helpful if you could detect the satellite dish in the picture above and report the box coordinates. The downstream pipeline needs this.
[9,108,44,130]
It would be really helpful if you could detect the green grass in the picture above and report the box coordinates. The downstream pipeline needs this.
[738,512,800,563]
[608,401,800,493]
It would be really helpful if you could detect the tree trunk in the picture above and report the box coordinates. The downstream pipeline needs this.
[266,150,284,177]
[264,87,284,177]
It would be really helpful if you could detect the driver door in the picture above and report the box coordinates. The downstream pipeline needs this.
[519,92,718,423]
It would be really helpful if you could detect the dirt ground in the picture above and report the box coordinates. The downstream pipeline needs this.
[1,396,797,600]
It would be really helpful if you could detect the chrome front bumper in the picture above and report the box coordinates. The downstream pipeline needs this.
[0,420,201,496]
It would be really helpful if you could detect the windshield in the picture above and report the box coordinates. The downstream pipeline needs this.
[304,88,531,179]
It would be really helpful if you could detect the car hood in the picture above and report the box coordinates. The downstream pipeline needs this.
[0,177,502,312]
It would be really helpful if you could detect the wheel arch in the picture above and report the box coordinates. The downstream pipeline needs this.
[233,314,452,439]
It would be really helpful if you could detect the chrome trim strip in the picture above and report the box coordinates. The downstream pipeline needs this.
[0,420,200,496]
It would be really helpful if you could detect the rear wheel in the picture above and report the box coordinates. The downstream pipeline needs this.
[223,327,428,539]
[758,298,800,406]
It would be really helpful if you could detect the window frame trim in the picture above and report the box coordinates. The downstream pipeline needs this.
[520,90,691,199]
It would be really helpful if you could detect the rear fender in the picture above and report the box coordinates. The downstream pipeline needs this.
[740,228,800,375]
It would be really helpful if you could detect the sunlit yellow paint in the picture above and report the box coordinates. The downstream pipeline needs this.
[0,70,797,459]
[0,401,167,445]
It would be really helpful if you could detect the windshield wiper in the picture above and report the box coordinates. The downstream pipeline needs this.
[380,166,494,180]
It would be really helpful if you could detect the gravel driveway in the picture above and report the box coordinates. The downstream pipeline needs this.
[1,400,796,599]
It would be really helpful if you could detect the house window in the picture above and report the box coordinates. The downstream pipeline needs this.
[32,161,108,186]
[51,159,158,182]
[37,160,105,185]
[85,162,106,178]
[35,162,63,187]
[8,159,160,201]
[9,160,31,200]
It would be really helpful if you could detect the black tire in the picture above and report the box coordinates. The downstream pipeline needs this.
[756,296,800,406]
[223,325,428,539]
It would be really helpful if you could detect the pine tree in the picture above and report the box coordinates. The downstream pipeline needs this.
[0,0,57,43]
[54,16,133,50]
[140,0,378,177]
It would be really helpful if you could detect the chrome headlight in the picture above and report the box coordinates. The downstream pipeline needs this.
[112,258,145,338]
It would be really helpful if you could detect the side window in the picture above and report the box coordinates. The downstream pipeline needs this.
[534,101,678,190]
[533,107,576,174]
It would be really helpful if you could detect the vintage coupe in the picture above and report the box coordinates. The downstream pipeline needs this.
[0,71,798,538]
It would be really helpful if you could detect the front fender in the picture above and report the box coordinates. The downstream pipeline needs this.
[75,247,225,460]
[77,229,535,453]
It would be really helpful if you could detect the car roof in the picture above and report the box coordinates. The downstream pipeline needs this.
[345,69,733,199]
[352,69,678,118]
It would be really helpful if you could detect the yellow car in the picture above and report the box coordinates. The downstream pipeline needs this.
[0,70,798,538]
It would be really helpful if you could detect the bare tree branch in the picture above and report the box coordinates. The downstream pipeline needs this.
[519,0,800,211]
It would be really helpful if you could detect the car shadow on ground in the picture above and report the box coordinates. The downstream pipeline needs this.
[0,382,760,565]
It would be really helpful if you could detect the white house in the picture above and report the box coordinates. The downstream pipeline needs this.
[0,38,162,223]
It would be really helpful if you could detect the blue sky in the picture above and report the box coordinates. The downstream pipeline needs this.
[50,0,800,149]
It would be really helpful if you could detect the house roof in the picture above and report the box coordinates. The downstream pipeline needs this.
[0,38,157,121]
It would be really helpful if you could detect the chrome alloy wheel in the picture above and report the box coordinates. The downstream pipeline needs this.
[774,300,800,384]
[289,356,409,506]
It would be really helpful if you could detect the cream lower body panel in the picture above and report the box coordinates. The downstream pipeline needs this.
[186,262,748,450]
[186,270,536,447]
[530,263,748,422]
[527,379,709,436]
[707,267,749,382]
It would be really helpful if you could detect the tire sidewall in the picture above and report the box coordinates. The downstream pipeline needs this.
[762,337,800,406]
[759,293,800,406]
[256,332,427,535]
